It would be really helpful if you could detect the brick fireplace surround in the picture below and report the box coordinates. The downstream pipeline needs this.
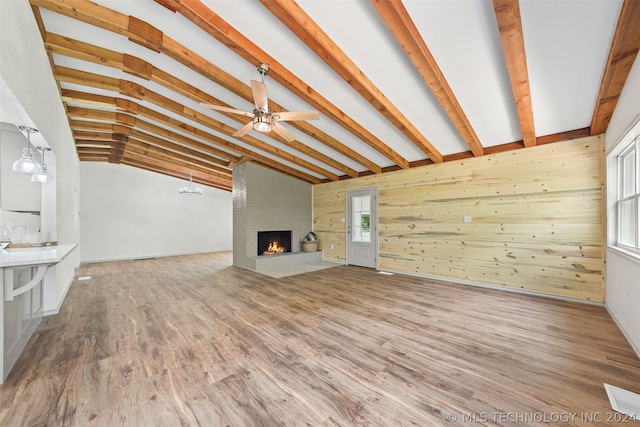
[232,163,321,272]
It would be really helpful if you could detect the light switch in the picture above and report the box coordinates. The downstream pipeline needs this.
[464,216,472,223]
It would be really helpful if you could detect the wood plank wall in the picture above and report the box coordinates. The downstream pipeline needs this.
[313,136,606,302]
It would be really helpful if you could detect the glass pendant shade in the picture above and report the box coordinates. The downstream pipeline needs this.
[13,126,41,174]
[13,147,41,173]
[31,164,54,184]
[31,146,54,184]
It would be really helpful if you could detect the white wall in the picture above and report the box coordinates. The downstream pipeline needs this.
[604,53,640,358]
[0,124,42,214]
[80,162,232,262]
[0,0,80,312]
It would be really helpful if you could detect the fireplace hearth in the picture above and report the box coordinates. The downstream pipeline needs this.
[257,230,292,256]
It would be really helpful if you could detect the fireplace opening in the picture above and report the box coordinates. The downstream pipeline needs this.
[258,230,292,256]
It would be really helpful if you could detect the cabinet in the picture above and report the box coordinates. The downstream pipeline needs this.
[3,266,43,376]
[2,265,44,381]
[0,123,41,212]
[0,244,77,383]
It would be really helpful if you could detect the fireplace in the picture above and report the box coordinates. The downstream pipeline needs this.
[257,230,292,256]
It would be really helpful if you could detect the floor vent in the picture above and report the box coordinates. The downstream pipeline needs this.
[605,383,640,419]
[78,276,91,281]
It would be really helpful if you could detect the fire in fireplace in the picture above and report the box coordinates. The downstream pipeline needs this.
[257,230,292,256]
[265,241,285,255]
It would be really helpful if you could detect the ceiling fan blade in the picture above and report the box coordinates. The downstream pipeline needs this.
[272,122,296,142]
[200,103,254,118]
[233,121,255,138]
[250,80,269,111]
[273,111,320,122]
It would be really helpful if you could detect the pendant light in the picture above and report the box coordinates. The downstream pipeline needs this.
[178,173,202,195]
[13,126,41,173]
[31,147,54,184]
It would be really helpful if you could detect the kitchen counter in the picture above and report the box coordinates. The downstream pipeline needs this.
[0,243,77,383]
[0,243,77,268]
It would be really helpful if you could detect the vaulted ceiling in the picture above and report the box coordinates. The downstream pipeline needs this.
[25,0,640,192]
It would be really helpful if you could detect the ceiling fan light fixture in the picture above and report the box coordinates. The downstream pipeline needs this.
[253,110,272,133]
[202,64,318,140]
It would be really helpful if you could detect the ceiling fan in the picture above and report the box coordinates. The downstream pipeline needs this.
[201,64,319,142]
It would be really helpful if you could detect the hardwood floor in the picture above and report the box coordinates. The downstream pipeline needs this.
[1,252,638,426]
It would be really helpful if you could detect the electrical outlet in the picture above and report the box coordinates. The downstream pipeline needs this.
[464,216,472,223]
[330,244,335,250]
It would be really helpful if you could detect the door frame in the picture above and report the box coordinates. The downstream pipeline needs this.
[346,187,378,269]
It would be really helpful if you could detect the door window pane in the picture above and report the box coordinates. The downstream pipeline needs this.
[352,195,371,243]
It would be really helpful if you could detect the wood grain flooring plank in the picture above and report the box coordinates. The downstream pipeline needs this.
[0,252,638,426]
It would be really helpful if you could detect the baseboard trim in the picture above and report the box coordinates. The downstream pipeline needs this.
[605,306,640,360]
[380,268,605,307]
[80,249,233,265]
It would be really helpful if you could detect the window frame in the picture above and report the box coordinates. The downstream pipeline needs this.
[613,125,640,257]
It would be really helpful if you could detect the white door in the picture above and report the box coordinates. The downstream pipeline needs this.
[346,188,378,268]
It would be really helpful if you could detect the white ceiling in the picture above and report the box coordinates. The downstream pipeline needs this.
[0,76,50,149]
[6,0,630,190]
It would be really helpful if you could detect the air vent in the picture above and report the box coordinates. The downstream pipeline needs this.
[604,383,640,419]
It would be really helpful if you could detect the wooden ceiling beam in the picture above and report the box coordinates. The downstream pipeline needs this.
[69,116,240,178]
[54,65,338,181]
[45,32,361,178]
[29,0,129,35]
[590,0,640,135]
[77,155,110,162]
[117,140,231,182]
[120,155,232,191]
[260,0,443,163]
[74,139,112,149]
[536,127,591,146]
[158,0,411,169]
[67,117,321,186]
[73,128,231,170]
[147,56,365,178]
[32,0,379,174]
[120,150,229,186]
[371,0,484,158]
[63,89,237,163]
[159,38,382,175]
[493,0,536,148]
[76,147,110,155]
[74,135,232,178]
[60,88,117,108]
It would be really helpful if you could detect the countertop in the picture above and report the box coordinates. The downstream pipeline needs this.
[0,243,78,268]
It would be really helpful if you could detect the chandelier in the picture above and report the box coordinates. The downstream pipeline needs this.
[178,173,202,195]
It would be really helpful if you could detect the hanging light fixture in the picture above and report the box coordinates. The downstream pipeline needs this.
[252,109,273,133]
[13,126,41,173]
[31,147,55,184]
[178,173,202,195]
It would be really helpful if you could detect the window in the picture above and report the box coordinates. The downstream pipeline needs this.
[615,131,640,254]
[351,194,371,243]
